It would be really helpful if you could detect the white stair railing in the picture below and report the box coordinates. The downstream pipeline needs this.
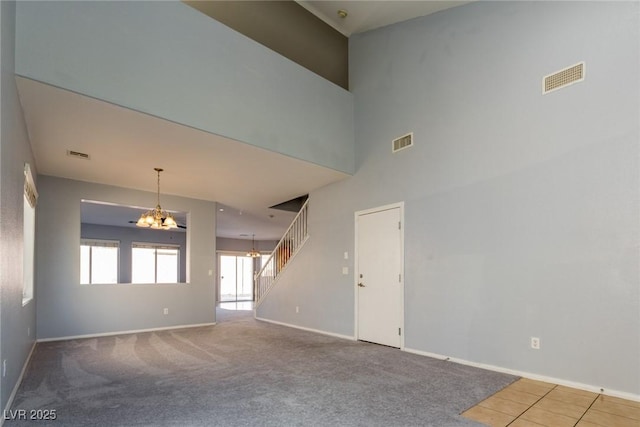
[255,199,309,306]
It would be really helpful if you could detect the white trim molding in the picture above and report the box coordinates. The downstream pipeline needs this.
[2,343,37,427]
[404,347,640,403]
[255,316,355,342]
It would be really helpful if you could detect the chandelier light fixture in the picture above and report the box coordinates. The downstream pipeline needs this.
[246,234,260,258]
[136,168,178,230]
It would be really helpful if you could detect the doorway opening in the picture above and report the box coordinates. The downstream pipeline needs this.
[219,253,255,302]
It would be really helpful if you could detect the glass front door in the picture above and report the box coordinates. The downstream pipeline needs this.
[220,254,254,302]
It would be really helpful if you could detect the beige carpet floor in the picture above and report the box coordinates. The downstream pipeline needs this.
[7,308,515,426]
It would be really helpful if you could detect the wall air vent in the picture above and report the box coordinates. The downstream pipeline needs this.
[67,150,90,160]
[543,62,585,94]
[392,132,413,153]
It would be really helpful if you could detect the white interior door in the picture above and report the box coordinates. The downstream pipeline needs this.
[356,205,403,348]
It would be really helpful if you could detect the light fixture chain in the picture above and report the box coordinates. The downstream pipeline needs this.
[157,168,161,206]
[137,167,177,230]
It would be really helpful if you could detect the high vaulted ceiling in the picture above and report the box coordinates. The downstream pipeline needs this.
[20,1,471,241]
[297,1,471,36]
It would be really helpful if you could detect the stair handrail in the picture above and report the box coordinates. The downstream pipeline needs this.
[255,199,309,305]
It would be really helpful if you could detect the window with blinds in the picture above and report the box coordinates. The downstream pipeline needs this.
[24,163,38,208]
[131,243,179,284]
[23,163,38,304]
[80,239,119,284]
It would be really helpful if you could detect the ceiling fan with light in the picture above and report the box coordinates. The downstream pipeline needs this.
[127,219,186,230]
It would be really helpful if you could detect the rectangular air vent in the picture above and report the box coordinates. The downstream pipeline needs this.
[543,62,585,94]
[67,150,90,160]
[392,132,413,153]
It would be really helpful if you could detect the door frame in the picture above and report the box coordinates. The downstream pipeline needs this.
[354,202,405,349]
[216,251,259,303]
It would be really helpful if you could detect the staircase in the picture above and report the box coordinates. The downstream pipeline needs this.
[255,199,309,306]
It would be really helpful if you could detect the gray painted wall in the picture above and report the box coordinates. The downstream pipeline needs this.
[36,176,217,339]
[216,237,277,254]
[258,1,640,395]
[81,223,187,283]
[15,1,354,174]
[257,206,355,337]
[185,1,348,89]
[0,0,37,411]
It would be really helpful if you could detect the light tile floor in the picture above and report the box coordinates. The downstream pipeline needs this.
[462,378,640,427]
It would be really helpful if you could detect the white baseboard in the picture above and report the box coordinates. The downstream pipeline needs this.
[1,342,37,427]
[255,316,355,341]
[404,347,640,403]
[37,322,217,343]
[249,319,640,402]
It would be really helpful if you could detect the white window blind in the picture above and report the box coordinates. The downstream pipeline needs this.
[80,239,119,284]
[23,163,37,304]
[132,243,179,284]
[24,163,38,208]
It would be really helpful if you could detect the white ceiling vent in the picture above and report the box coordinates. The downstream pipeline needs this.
[67,150,90,160]
[392,132,413,153]
[543,62,585,94]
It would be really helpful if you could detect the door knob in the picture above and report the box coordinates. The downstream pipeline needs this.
[358,282,365,287]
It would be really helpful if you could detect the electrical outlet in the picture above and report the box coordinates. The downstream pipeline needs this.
[531,337,540,350]
[2,360,6,377]
[295,306,299,313]
[163,308,169,315]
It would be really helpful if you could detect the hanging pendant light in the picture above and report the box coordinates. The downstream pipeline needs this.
[136,168,178,230]
[246,234,260,258]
